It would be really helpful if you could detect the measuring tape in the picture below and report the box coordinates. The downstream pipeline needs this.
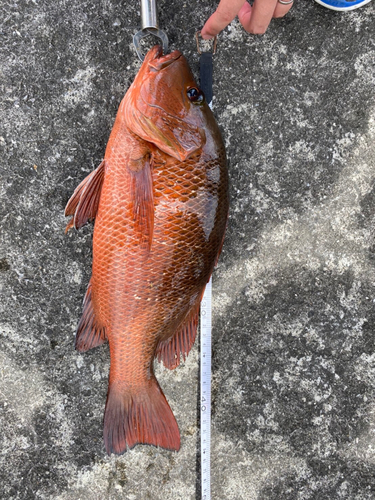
[198,34,216,500]
[200,277,212,500]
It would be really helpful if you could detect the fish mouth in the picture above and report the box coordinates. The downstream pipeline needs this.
[148,46,182,71]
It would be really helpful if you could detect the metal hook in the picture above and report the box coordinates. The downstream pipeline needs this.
[133,0,169,61]
[133,28,169,62]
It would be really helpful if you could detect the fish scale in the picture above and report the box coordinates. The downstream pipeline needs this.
[65,46,228,455]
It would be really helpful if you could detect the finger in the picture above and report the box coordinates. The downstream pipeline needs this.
[201,0,247,39]
[237,2,253,30]
[273,0,294,18]
[239,0,279,35]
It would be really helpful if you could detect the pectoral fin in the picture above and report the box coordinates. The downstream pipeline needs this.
[128,154,154,252]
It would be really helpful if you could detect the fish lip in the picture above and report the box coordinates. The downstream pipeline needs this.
[148,48,182,71]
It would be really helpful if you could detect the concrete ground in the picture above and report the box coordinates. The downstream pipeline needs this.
[1,0,375,498]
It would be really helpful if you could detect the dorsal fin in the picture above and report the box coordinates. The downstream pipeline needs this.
[65,161,105,231]
[75,280,107,352]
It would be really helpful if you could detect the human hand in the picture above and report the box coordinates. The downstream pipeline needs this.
[201,0,294,39]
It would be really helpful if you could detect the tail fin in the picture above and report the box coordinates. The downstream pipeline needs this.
[103,377,180,455]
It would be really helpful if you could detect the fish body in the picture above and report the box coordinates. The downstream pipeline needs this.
[65,46,229,454]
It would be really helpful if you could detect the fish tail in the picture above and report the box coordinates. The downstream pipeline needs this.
[103,377,180,455]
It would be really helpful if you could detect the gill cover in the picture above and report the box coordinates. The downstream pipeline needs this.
[123,46,206,161]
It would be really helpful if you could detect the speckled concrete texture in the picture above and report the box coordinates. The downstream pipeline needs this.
[1,0,375,498]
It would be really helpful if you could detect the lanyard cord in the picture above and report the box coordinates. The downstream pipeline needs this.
[199,52,214,107]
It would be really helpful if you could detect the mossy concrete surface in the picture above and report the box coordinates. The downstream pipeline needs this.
[1,0,375,498]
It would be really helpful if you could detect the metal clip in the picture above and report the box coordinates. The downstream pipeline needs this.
[195,31,217,55]
[133,28,168,61]
[133,0,168,61]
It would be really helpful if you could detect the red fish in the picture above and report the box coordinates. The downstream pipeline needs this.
[65,46,229,454]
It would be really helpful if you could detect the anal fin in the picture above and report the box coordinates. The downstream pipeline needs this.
[155,291,203,370]
[214,218,228,267]
[65,161,105,232]
[75,281,107,352]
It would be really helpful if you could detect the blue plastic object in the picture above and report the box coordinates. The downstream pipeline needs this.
[314,0,372,10]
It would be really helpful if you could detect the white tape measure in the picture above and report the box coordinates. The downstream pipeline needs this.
[198,34,216,500]
[200,277,212,500]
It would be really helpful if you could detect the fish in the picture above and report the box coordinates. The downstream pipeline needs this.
[65,45,229,455]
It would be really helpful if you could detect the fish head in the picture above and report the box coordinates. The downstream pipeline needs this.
[124,46,209,161]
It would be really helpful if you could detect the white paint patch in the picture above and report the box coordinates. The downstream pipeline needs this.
[339,400,375,464]
[0,350,46,423]
[214,105,375,317]
[63,67,96,106]
[212,432,308,499]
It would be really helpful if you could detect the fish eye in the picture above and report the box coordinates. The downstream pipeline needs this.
[187,87,205,104]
